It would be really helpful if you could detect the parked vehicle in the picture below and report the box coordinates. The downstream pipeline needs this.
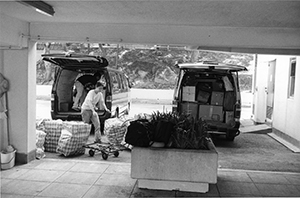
[172,61,247,141]
[42,53,131,132]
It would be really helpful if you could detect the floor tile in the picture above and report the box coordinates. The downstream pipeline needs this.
[34,160,76,171]
[1,180,50,196]
[284,174,300,185]
[248,172,290,184]
[83,185,133,198]
[0,194,34,198]
[68,162,109,173]
[1,178,13,186]
[176,184,219,197]
[218,170,252,183]
[15,160,43,169]
[1,168,29,179]
[56,171,101,185]
[217,181,260,196]
[295,185,300,192]
[256,183,300,197]
[17,169,65,182]
[95,173,136,187]
[37,182,91,198]
[104,164,131,174]
[131,182,176,197]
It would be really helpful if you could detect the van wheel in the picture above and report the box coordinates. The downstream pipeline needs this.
[124,103,130,115]
[226,135,235,141]
[226,129,239,141]
[115,108,119,118]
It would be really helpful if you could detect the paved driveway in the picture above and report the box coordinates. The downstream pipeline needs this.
[212,131,300,173]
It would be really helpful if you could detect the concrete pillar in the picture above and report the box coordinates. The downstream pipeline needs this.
[2,41,36,164]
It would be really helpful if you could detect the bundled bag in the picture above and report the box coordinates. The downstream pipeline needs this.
[36,129,47,159]
[125,119,152,147]
[44,119,63,152]
[56,121,91,156]
[153,120,174,145]
[104,118,128,145]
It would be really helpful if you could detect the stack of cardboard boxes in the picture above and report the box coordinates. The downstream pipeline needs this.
[180,81,235,125]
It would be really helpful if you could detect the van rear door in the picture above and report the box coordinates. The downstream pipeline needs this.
[42,53,108,69]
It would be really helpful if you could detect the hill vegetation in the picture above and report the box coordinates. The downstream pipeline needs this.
[36,43,253,91]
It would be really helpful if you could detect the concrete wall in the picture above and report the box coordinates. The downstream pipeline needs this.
[256,55,300,147]
[273,56,300,146]
[0,43,37,163]
[0,13,29,48]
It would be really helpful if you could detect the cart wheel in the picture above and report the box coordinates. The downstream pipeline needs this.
[102,152,108,160]
[89,149,95,157]
[114,151,119,157]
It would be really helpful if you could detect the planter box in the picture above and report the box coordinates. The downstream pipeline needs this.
[131,140,218,193]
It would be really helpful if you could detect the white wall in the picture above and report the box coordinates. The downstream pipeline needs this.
[30,22,300,51]
[256,55,300,144]
[0,13,29,48]
[273,56,300,143]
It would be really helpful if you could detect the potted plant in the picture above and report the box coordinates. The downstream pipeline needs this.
[129,111,218,193]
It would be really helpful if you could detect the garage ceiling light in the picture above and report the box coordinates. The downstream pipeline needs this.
[19,0,55,17]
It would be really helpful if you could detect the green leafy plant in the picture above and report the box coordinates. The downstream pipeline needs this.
[169,114,210,150]
[146,111,210,150]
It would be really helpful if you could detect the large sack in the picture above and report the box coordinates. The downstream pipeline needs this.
[36,129,47,159]
[56,121,91,157]
[104,118,128,145]
[125,119,152,147]
[44,119,63,152]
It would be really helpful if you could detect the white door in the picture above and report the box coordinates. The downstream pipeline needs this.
[266,60,276,121]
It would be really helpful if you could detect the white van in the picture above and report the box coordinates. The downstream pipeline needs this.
[172,61,247,141]
[42,53,131,133]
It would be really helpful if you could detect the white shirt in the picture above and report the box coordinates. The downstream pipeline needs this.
[81,90,104,111]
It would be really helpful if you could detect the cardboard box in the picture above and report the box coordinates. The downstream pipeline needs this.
[181,103,198,119]
[196,90,210,103]
[60,102,70,111]
[211,91,224,106]
[199,105,223,121]
[225,111,234,124]
[182,86,196,102]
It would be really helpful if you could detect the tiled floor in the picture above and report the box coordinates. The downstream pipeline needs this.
[1,158,300,197]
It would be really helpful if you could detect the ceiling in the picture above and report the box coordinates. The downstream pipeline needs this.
[1,0,300,54]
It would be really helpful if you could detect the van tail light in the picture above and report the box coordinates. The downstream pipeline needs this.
[172,100,178,112]
[106,95,112,110]
[51,94,55,111]
[106,96,112,103]
[234,102,241,119]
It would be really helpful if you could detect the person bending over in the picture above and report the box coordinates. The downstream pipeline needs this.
[72,72,102,111]
[81,82,110,143]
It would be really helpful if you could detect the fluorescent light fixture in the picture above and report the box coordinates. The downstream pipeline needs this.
[19,0,55,17]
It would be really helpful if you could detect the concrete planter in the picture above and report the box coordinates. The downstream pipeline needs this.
[131,140,218,193]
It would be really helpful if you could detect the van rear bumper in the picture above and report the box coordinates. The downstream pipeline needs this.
[206,120,240,137]
[51,111,111,121]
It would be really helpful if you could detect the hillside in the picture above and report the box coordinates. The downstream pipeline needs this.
[36,43,253,90]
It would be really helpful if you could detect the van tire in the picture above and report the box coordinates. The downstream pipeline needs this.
[115,108,119,118]
[226,135,235,141]
[124,103,130,115]
[226,129,239,141]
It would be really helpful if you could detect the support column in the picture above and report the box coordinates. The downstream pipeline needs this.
[2,41,36,164]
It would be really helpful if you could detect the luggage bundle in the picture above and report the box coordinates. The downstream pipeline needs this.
[56,121,91,156]
[104,117,128,145]
[44,119,63,152]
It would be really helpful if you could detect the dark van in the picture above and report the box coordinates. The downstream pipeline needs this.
[42,53,131,131]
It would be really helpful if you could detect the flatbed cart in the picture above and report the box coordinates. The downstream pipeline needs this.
[83,117,132,160]
[83,142,126,160]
